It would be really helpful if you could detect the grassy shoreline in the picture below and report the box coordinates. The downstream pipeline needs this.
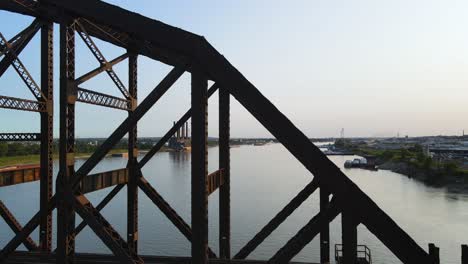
[0,147,174,167]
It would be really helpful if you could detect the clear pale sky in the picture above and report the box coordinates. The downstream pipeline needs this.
[1,0,467,138]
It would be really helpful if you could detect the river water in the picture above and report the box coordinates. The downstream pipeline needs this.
[1,143,467,263]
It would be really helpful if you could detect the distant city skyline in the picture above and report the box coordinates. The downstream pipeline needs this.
[1,0,467,138]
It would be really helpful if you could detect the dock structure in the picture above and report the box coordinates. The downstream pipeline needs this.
[0,1,463,263]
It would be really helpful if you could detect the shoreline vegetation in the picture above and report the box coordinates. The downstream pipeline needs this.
[0,148,170,167]
[0,138,269,167]
[335,139,468,188]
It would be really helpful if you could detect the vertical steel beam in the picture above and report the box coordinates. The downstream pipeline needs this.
[127,53,138,253]
[191,67,208,264]
[219,86,230,259]
[342,211,357,264]
[462,244,468,264]
[428,243,440,264]
[320,188,330,263]
[39,20,53,253]
[57,20,76,264]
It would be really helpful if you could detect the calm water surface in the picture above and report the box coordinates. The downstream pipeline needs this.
[1,143,467,263]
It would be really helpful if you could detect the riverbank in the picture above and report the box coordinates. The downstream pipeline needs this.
[0,147,173,167]
[335,139,468,188]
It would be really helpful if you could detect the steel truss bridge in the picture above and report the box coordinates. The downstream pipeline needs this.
[0,0,463,263]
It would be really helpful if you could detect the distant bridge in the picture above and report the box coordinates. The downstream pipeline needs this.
[0,0,462,263]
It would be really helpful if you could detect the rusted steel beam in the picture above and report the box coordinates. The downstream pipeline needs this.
[77,87,130,110]
[39,20,53,252]
[0,164,40,187]
[75,53,129,85]
[81,168,128,194]
[56,20,76,264]
[0,133,40,141]
[0,1,191,72]
[206,169,224,196]
[74,184,125,239]
[0,95,46,112]
[71,194,143,264]
[75,20,130,99]
[0,200,38,251]
[1,65,185,263]
[0,196,56,261]
[137,83,219,169]
[191,68,209,264]
[6,251,319,264]
[0,18,39,57]
[127,53,138,253]
[0,18,41,78]
[320,188,330,264]
[269,198,340,263]
[137,176,216,258]
[342,211,358,264]
[234,179,319,260]
[0,32,45,100]
[71,65,186,191]
[219,86,230,259]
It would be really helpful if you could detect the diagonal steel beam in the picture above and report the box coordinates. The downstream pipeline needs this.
[137,175,216,258]
[50,184,124,253]
[234,178,319,259]
[49,184,124,254]
[0,32,44,100]
[71,65,186,190]
[0,19,39,57]
[0,200,38,251]
[0,197,56,261]
[0,18,40,71]
[71,193,143,264]
[0,66,184,261]
[75,53,129,85]
[75,20,130,99]
[269,197,340,263]
[138,83,219,169]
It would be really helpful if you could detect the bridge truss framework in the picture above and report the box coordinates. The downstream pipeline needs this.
[0,0,465,264]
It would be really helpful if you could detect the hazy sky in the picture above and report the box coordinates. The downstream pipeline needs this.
[1,0,467,138]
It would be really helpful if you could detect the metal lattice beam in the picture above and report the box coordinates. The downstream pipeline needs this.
[70,65,186,191]
[0,18,41,77]
[0,95,46,112]
[0,133,40,141]
[0,32,44,100]
[77,87,130,110]
[75,20,130,99]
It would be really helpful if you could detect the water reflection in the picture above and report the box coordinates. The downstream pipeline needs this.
[0,144,466,264]
[169,150,191,164]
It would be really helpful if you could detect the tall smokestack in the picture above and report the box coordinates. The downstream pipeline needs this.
[186,122,189,138]
[176,122,180,139]
[173,121,177,138]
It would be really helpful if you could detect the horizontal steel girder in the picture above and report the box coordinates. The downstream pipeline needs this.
[0,133,40,141]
